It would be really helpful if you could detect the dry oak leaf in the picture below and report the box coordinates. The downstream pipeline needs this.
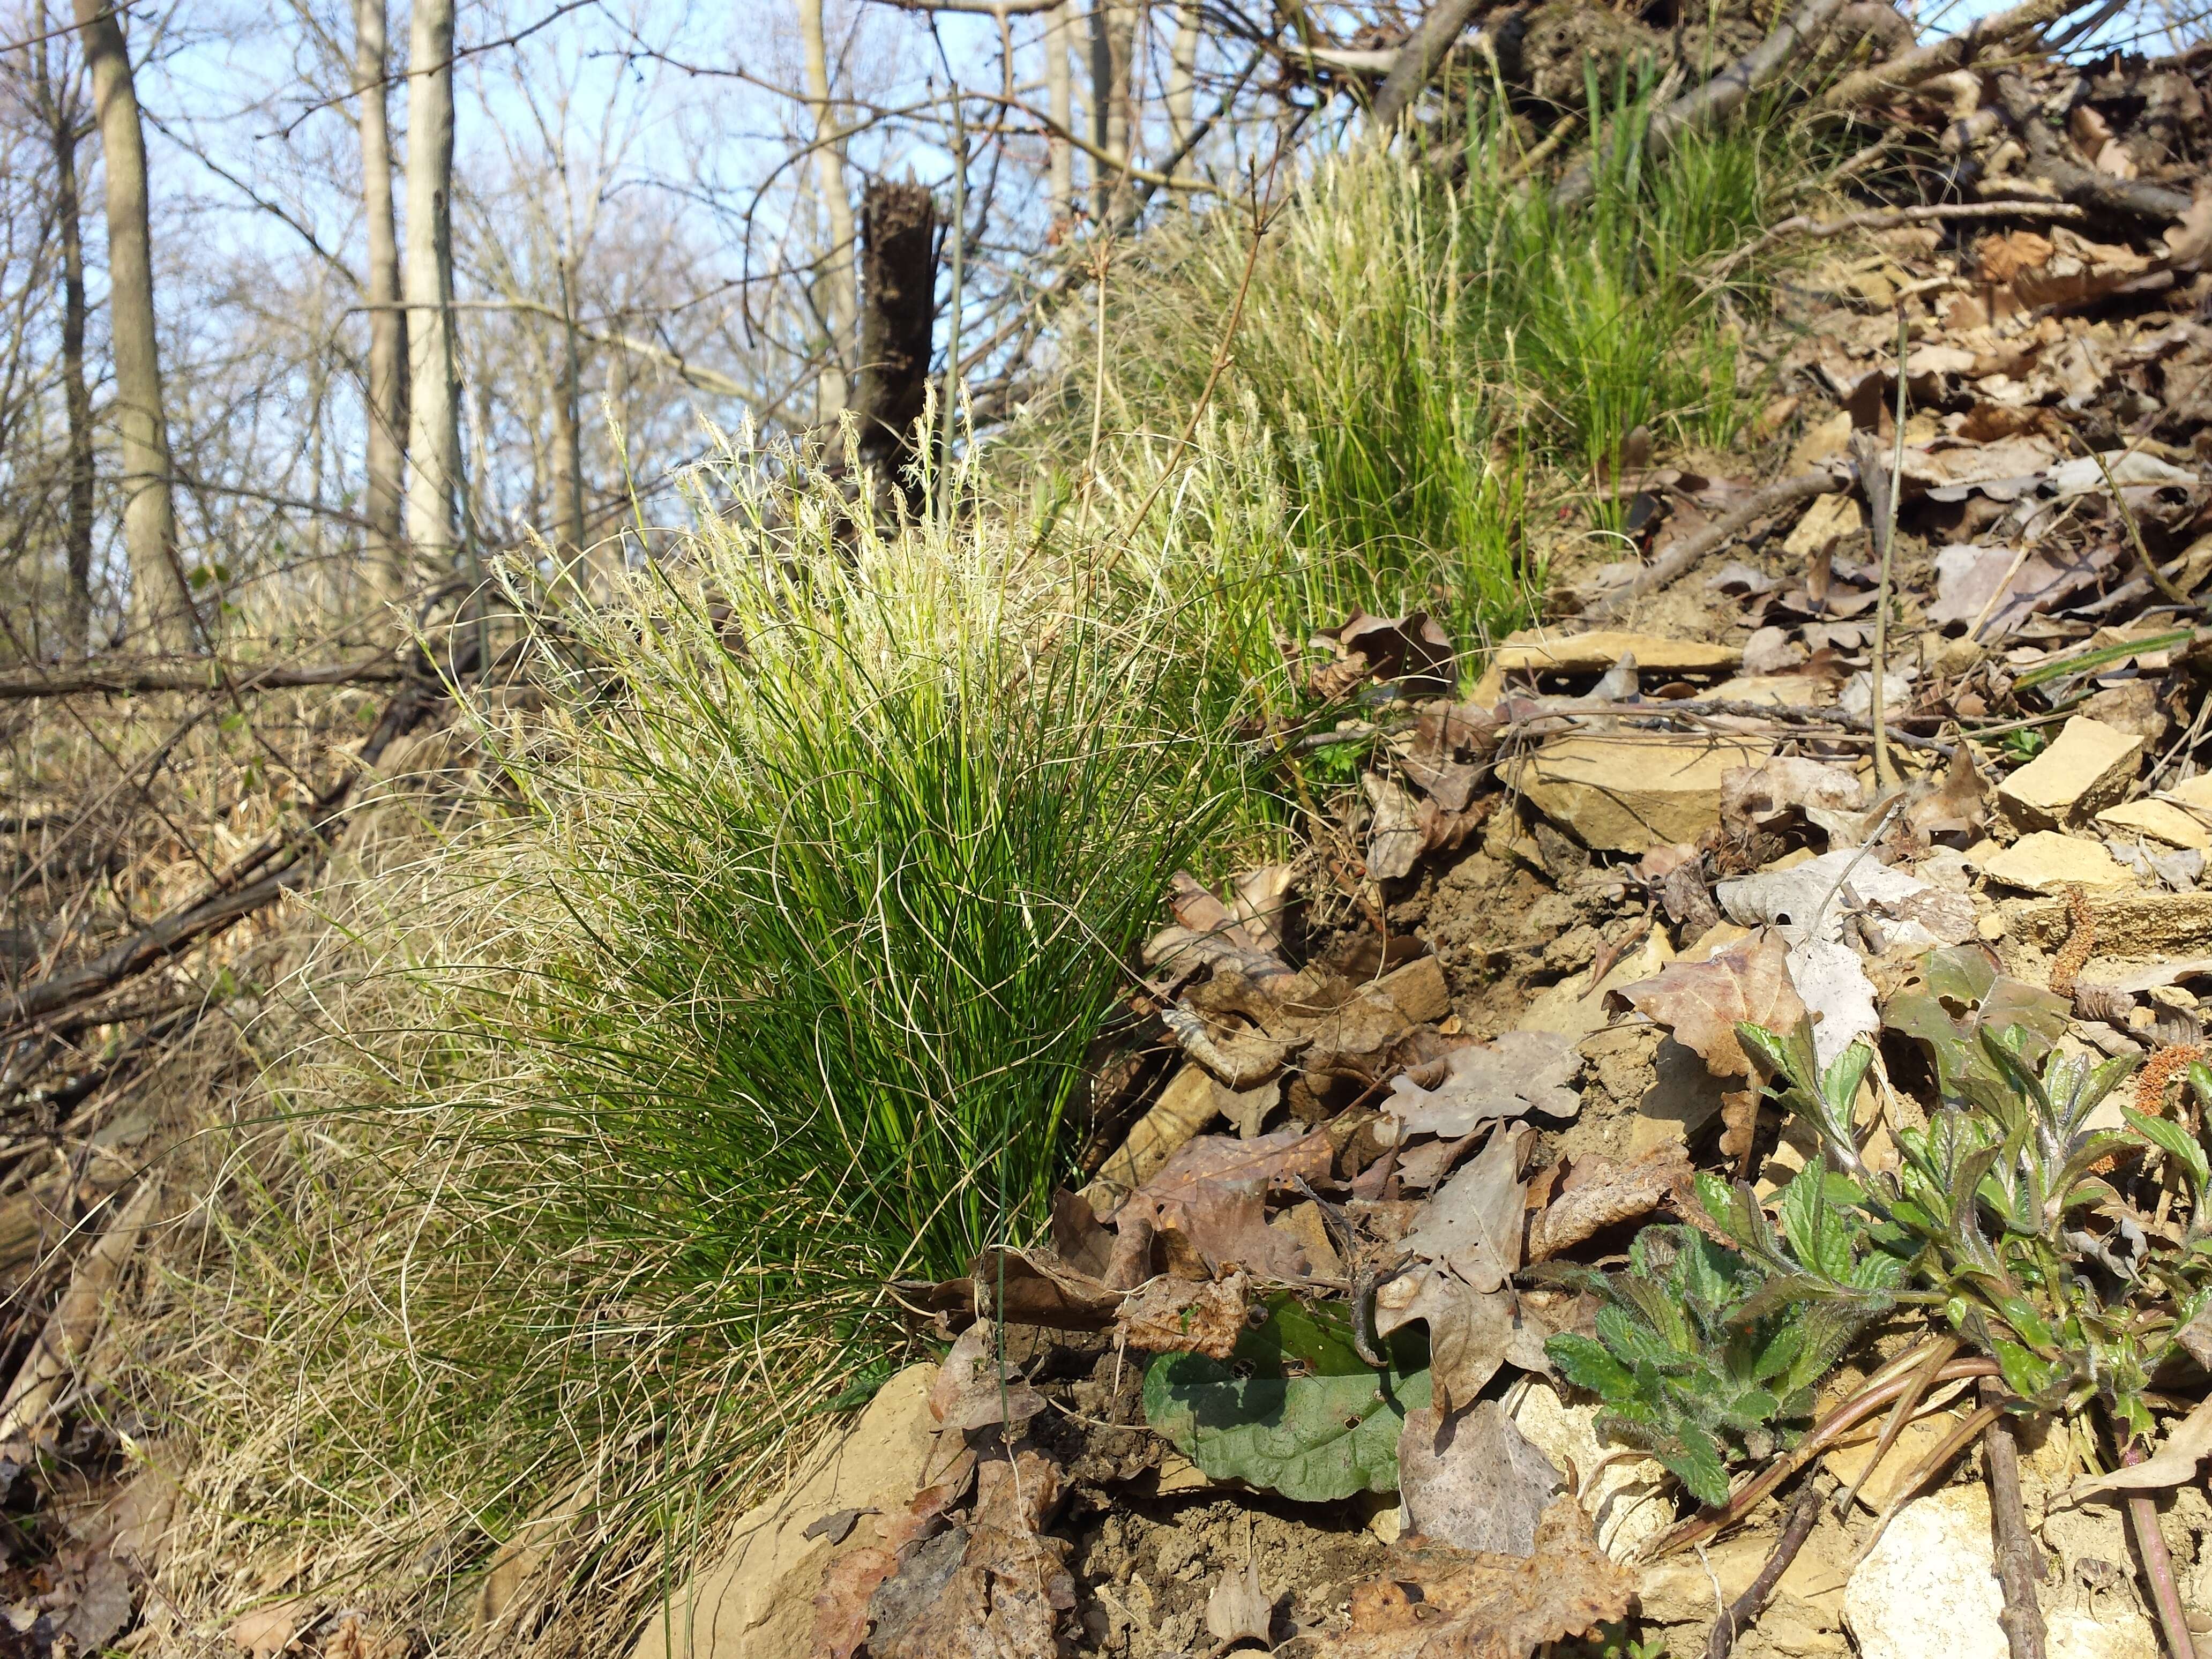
[928,1320,1046,1433]
[1320,1494,1636,1659]
[1526,1144,1695,1262]
[1618,929,1804,1169]
[1120,1129,1333,1280]
[868,1451,1074,1659]
[1115,1269,1251,1360]
[812,1481,968,1659]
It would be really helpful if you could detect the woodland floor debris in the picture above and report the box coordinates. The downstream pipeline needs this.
[5,8,2212,1659]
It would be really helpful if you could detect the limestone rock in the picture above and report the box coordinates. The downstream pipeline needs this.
[1822,1409,1968,1511]
[630,1364,940,1659]
[1980,832,2135,896]
[1512,735,1770,854]
[1508,1380,1671,1560]
[1783,491,1865,557]
[1843,1486,2007,1659]
[2099,799,2212,850]
[1518,929,1672,1042]
[2012,889,2212,953]
[1997,716,2144,830]
[1469,630,1740,704]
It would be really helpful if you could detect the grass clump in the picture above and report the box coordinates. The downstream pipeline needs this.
[128,432,1242,1650]
[1023,72,1805,646]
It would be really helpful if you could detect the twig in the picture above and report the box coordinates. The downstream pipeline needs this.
[1368,0,1483,133]
[1716,201,2086,279]
[1983,1379,2047,1659]
[2,678,434,1033]
[2082,442,2194,607]
[1583,468,1849,618]
[0,656,409,700]
[2123,1434,2200,1659]
[1706,1476,1827,1659]
[1871,312,1909,791]
[1818,0,2098,110]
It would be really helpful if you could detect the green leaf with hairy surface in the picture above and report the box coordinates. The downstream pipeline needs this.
[1142,1296,1430,1501]
[2127,1108,2210,1194]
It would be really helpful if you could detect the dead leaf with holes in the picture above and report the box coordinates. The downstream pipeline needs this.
[1115,1270,1251,1359]
[1398,1401,1564,1557]
[1319,1494,1636,1658]
[1619,930,1805,1171]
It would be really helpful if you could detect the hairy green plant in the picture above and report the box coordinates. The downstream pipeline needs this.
[1546,1192,1900,1506]
[1736,950,2212,1444]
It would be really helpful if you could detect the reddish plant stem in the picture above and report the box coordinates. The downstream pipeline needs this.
[2124,1438,2200,1659]
[1638,1358,2001,1563]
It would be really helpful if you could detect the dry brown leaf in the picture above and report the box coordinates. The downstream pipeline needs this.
[1384,1031,1581,1140]
[1619,930,1805,1168]
[1720,757,1868,831]
[1206,1518,1279,1650]
[1370,1264,1519,1416]
[1320,1495,1636,1658]
[1397,1401,1563,1557]
[1366,775,1426,882]
[1905,743,1990,842]
[1527,1144,1694,1261]
[1976,229,2056,284]
[1401,1125,1534,1293]
[1114,1270,1250,1359]
[812,1482,967,1659]
[1121,1129,1333,1280]
[228,1602,312,1659]
[1318,610,1459,697]
[928,1321,1045,1433]
[868,1452,1074,1659]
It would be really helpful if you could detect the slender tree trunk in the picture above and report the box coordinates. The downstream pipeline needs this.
[71,0,188,652]
[1166,1,1199,152]
[355,0,408,605]
[550,253,586,564]
[1045,3,1076,222]
[402,0,461,566]
[36,16,95,657]
[798,0,856,421]
[1087,3,1139,221]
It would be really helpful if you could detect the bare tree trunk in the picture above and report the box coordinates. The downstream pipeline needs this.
[36,13,95,658]
[402,0,461,566]
[855,181,938,510]
[1165,1,1200,152]
[550,253,586,563]
[1086,2,1135,220]
[1045,3,1076,222]
[798,0,857,421]
[355,0,408,605]
[71,0,188,652]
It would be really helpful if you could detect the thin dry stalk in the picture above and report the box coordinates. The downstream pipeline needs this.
[1982,1379,2047,1659]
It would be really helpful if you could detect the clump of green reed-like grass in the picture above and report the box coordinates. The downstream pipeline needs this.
[120,427,1249,1655]
[1015,65,1806,636]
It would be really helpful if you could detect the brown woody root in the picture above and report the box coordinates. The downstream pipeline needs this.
[1982,1380,2048,1659]
[0,655,409,699]
[1583,468,1849,619]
